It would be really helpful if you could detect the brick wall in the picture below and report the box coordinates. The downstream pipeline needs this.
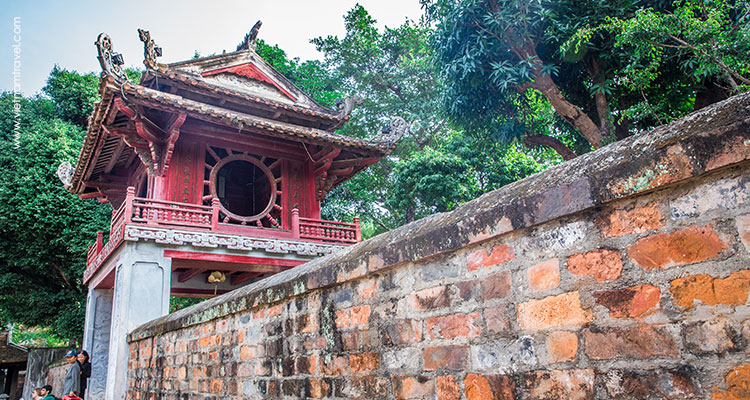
[127,94,750,399]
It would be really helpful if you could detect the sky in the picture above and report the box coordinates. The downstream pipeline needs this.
[1,0,425,96]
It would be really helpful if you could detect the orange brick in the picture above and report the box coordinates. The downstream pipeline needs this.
[425,312,481,340]
[628,225,727,270]
[528,259,560,291]
[308,378,331,398]
[408,286,449,311]
[713,364,750,400]
[517,291,592,330]
[423,345,468,371]
[357,278,378,300]
[568,249,623,282]
[599,203,664,237]
[467,244,515,271]
[547,331,578,363]
[437,375,460,400]
[670,270,750,309]
[350,305,371,326]
[594,284,661,318]
[392,375,435,400]
[349,352,379,372]
[464,373,515,400]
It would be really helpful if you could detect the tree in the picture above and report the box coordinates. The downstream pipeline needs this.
[309,5,549,232]
[605,0,750,110]
[0,92,110,341]
[424,0,702,158]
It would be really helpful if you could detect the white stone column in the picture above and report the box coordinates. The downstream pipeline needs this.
[104,242,171,400]
[82,287,113,399]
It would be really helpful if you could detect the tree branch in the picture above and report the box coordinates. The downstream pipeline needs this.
[522,134,578,160]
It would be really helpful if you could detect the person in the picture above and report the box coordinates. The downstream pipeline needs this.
[40,385,55,400]
[62,350,80,398]
[76,350,91,399]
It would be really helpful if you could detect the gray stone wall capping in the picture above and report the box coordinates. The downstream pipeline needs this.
[128,92,750,342]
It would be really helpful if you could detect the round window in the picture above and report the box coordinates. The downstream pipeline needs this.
[209,155,276,222]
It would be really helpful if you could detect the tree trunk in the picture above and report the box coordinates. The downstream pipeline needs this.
[531,74,603,149]
[523,135,578,161]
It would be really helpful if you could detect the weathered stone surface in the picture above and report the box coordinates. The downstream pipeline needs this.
[608,144,694,198]
[528,259,560,291]
[408,286,450,312]
[467,244,515,271]
[348,375,389,399]
[671,176,750,220]
[392,375,434,400]
[584,325,679,360]
[605,367,701,399]
[481,271,513,300]
[382,347,420,371]
[593,284,661,318]
[683,316,743,355]
[471,337,537,372]
[567,249,623,281]
[521,369,594,400]
[599,203,664,237]
[423,345,469,371]
[628,225,727,270]
[485,305,513,333]
[382,320,423,346]
[426,312,482,340]
[517,292,592,330]
[713,364,750,400]
[737,215,750,253]
[547,331,578,363]
[437,375,461,400]
[670,270,750,309]
[464,373,516,400]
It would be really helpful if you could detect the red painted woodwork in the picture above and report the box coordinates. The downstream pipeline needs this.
[83,189,361,284]
[201,63,297,101]
[163,250,307,267]
[298,215,359,244]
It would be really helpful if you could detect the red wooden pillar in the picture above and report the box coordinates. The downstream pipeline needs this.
[95,231,104,253]
[211,198,220,231]
[354,216,361,242]
[292,208,300,239]
[124,186,135,224]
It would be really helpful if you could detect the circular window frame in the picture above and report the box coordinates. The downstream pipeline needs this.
[208,154,277,223]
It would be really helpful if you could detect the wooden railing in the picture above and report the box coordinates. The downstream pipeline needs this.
[84,188,361,279]
[294,209,361,244]
[130,198,215,229]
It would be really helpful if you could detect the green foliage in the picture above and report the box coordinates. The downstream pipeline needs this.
[313,5,548,233]
[12,324,68,347]
[254,40,342,107]
[607,0,750,103]
[169,297,205,313]
[43,66,100,128]
[0,71,111,340]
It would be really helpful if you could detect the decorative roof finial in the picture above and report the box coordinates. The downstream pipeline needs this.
[335,94,364,119]
[95,33,128,82]
[237,20,263,51]
[138,28,162,69]
[378,117,409,148]
[56,161,74,190]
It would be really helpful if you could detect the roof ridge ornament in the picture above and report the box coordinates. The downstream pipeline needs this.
[335,94,364,119]
[138,28,162,69]
[95,33,128,82]
[378,117,409,148]
[237,20,263,51]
